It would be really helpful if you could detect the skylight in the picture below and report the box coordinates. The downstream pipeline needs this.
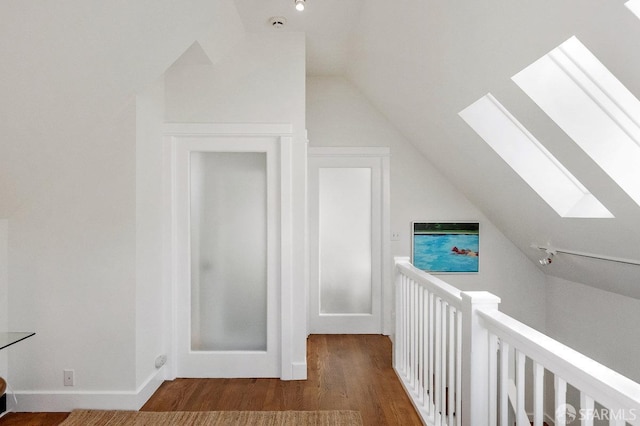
[459,94,613,218]
[513,36,640,209]
[626,0,640,20]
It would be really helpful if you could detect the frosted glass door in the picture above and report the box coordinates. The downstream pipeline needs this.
[319,168,372,314]
[174,135,280,379]
[190,152,267,351]
[309,149,386,334]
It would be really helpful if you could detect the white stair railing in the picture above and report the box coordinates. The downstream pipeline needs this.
[394,256,640,426]
[481,309,640,426]
[395,256,466,426]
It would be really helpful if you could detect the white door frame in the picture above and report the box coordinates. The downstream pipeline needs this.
[307,147,392,335]
[163,123,296,379]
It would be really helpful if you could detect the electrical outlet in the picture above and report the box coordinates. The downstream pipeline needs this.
[63,369,74,386]
[155,354,167,369]
[391,231,401,241]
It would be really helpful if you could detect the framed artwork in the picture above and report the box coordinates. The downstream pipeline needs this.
[412,222,479,273]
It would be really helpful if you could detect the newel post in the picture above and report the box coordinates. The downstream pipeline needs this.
[392,256,410,368]
[461,291,501,426]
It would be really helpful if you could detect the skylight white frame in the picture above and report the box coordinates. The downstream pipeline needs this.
[459,94,613,218]
[626,0,640,20]
[513,36,640,209]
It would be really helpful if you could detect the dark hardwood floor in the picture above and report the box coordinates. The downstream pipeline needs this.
[0,335,421,425]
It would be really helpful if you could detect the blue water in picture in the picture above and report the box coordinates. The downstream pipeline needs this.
[413,234,479,272]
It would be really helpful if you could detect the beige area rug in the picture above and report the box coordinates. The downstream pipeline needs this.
[59,410,363,425]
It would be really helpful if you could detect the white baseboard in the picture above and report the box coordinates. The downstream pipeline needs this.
[134,368,166,409]
[9,368,165,412]
[290,362,307,380]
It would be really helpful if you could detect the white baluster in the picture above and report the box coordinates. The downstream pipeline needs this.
[408,277,413,379]
[418,285,424,403]
[580,393,593,426]
[405,276,411,377]
[416,281,421,390]
[441,300,447,425]
[555,376,567,426]
[435,297,442,425]
[610,416,625,426]
[428,292,435,414]
[533,361,544,426]
[456,309,462,426]
[499,340,509,426]
[516,350,526,426]
[404,277,410,377]
[423,288,430,411]
[411,279,417,389]
[488,334,498,426]
[448,306,455,426]
[415,282,420,393]
[401,275,407,375]
[397,274,403,373]
[397,274,402,373]
[609,411,626,426]
[609,409,624,426]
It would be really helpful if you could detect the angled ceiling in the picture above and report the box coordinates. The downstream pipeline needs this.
[234,0,640,297]
[234,0,363,75]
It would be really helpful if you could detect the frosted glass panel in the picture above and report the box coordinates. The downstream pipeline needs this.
[319,168,372,314]
[190,152,267,351]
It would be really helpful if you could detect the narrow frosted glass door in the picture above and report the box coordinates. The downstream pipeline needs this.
[319,168,372,314]
[190,152,267,351]
[309,149,387,334]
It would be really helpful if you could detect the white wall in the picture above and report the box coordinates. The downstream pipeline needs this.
[307,76,547,329]
[0,0,246,411]
[7,102,138,394]
[165,32,305,134]
[544,276,640,423]
[546,276,640,383]
[135,78,166,390]
[164,31,308,378]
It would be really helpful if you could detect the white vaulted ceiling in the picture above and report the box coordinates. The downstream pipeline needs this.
[234,0,364,75]
[235,0,640,297]
[2,0,639,297]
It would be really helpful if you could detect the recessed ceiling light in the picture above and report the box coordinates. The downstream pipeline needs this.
[269,16,286,29]
[295,0,305,12]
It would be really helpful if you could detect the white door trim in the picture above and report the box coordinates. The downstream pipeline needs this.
[163,123,295,379]
[307,147,391,335]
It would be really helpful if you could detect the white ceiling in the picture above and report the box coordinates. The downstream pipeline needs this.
[233,0,363,75]
[343,0,640,293]
[235,0,640,298]
[1,0,639,299]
